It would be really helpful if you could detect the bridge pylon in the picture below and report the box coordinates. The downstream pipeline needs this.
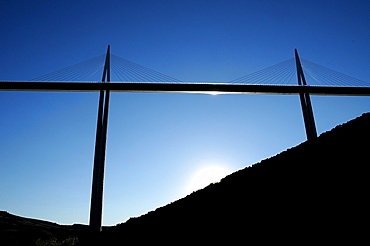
[295,49,317,140]
[89,45,111,232]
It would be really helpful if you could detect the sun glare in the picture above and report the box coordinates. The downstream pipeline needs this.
[208,91,221,96]
[186,165,232,195]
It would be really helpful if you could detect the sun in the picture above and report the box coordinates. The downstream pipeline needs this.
[186,165,232,195]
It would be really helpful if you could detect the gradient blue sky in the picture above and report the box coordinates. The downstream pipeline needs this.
[1,0,369,226]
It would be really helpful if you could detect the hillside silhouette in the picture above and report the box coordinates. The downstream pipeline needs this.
[0,210,86,245]
[1,112,369,245]
[100,112,370,244]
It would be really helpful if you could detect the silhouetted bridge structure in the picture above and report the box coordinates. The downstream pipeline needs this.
[1,81,369,95]
[1,46,369,232]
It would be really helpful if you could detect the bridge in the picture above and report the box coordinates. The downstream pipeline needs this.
[1,46,369,232]
[1,81,369,95]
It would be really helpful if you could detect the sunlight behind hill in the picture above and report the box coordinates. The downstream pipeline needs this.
[185,165,232,195]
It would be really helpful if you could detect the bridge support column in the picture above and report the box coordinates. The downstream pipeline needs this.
[89,45,111,232]
[295,49,317,140]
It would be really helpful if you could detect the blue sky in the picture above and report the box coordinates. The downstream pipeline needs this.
[1,0,369,226]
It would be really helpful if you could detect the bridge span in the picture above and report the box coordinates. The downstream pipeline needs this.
[1,81,370,96]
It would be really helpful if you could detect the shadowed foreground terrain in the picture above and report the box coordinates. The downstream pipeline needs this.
[0,211,86,246]
[101,112,370,244]
[1,113,369,245]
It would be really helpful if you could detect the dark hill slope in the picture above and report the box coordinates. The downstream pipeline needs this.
[0,211,84,245]
[102,113,370,244]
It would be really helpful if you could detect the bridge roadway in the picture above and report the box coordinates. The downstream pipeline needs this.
[1,81,370,96]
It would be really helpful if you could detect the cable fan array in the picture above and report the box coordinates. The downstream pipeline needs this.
[31,55,106,82]
[110,55,181,82]
[300,59,369,87]
[230,58,369,87]
[230,58,297,85]
[31,53,181,83]
[30,52,369,87]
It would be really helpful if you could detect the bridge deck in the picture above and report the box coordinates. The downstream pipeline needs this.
[0,81,370,96]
